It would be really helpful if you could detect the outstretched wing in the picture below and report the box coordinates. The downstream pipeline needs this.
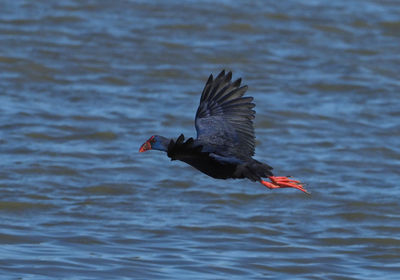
[195,70,256,159]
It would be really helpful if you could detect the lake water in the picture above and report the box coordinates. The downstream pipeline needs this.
[1,0,400,279]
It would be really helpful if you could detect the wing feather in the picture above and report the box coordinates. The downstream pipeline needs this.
[195,70,256,159]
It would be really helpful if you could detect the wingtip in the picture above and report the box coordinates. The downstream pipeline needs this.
[216,69,225,79]
[232,78,242,87]
[207,74,213,83]
[226,71,232,80]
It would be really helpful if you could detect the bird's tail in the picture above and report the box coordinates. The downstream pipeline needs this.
[234,159,273,181]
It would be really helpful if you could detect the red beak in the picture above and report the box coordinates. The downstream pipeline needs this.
[139,140,151,152]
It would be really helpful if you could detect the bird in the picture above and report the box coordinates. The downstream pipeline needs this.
[139,70,309,194]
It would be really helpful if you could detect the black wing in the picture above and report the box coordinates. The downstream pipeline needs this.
[195,70,256,159]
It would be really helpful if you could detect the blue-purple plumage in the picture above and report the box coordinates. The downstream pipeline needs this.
[139,70,309,193]
[195,70,256,159]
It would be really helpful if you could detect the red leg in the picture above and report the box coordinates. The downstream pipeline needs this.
[260,176,310,194]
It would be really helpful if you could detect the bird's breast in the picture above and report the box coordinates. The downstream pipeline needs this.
[178,155,238,179]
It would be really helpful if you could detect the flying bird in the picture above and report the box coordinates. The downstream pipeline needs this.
[139,70,308,194]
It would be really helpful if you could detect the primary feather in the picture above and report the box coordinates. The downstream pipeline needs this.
[195,70,255,159]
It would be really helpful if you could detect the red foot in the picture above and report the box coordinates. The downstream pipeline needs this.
[261,176,310,194]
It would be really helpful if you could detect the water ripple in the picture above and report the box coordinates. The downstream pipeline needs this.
[1,0,400,279]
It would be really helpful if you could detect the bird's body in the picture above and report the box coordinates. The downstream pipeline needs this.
[140,70,308,193]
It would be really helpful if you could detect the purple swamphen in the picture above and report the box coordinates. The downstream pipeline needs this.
[139,70,308,193]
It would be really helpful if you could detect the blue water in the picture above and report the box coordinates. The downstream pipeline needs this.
[1,0,400,279]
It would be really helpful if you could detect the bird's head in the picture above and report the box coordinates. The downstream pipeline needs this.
[139,135,168,152]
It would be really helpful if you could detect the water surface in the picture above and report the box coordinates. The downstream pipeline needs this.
[1,0,400,279]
